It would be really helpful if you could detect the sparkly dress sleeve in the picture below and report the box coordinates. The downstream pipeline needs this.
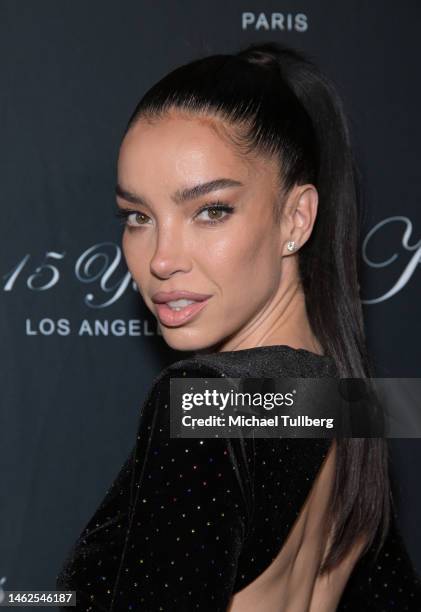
[55,445,137,611]
[56,364,251,611]
[106,367,251,611]
[336,505,421,611]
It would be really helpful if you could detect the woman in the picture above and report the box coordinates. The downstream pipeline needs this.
[56,41,421,610]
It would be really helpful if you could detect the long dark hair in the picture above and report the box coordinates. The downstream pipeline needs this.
[122,41,391,575]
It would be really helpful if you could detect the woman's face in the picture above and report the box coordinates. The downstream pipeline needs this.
[117,112,292,353]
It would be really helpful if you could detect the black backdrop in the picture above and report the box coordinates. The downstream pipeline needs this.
[1,0,420,601]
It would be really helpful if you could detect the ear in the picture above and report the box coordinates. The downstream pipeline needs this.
[281,184,319,256]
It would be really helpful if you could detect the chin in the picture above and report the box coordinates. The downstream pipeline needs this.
[160,328,220,354]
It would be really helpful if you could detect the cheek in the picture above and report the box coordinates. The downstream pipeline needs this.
[201,226,280,297]
[122,231,148,281]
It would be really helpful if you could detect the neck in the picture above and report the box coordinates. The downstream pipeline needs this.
[213,274,323,356]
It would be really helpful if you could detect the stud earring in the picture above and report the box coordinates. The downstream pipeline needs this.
[287,240,296,252]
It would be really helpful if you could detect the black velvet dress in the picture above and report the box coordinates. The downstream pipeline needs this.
[56,345,421,611]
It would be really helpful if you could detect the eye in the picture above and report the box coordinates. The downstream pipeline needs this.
[194,202,235,225]
[114,208,151,227]
[127,211,151,227]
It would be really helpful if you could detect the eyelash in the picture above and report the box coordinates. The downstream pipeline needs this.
[114,201,235,228]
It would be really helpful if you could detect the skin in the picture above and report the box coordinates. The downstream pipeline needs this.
[116,110,323,355]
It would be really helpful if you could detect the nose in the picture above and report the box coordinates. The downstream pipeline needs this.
[149,226,192,279]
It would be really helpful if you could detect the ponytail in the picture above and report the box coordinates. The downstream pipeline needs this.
[237,42,390,573]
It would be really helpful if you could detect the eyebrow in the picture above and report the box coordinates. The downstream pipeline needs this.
[115,178,243,206]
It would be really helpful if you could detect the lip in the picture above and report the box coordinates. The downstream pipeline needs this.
[151,290,213,327]
[152,290,213,304]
